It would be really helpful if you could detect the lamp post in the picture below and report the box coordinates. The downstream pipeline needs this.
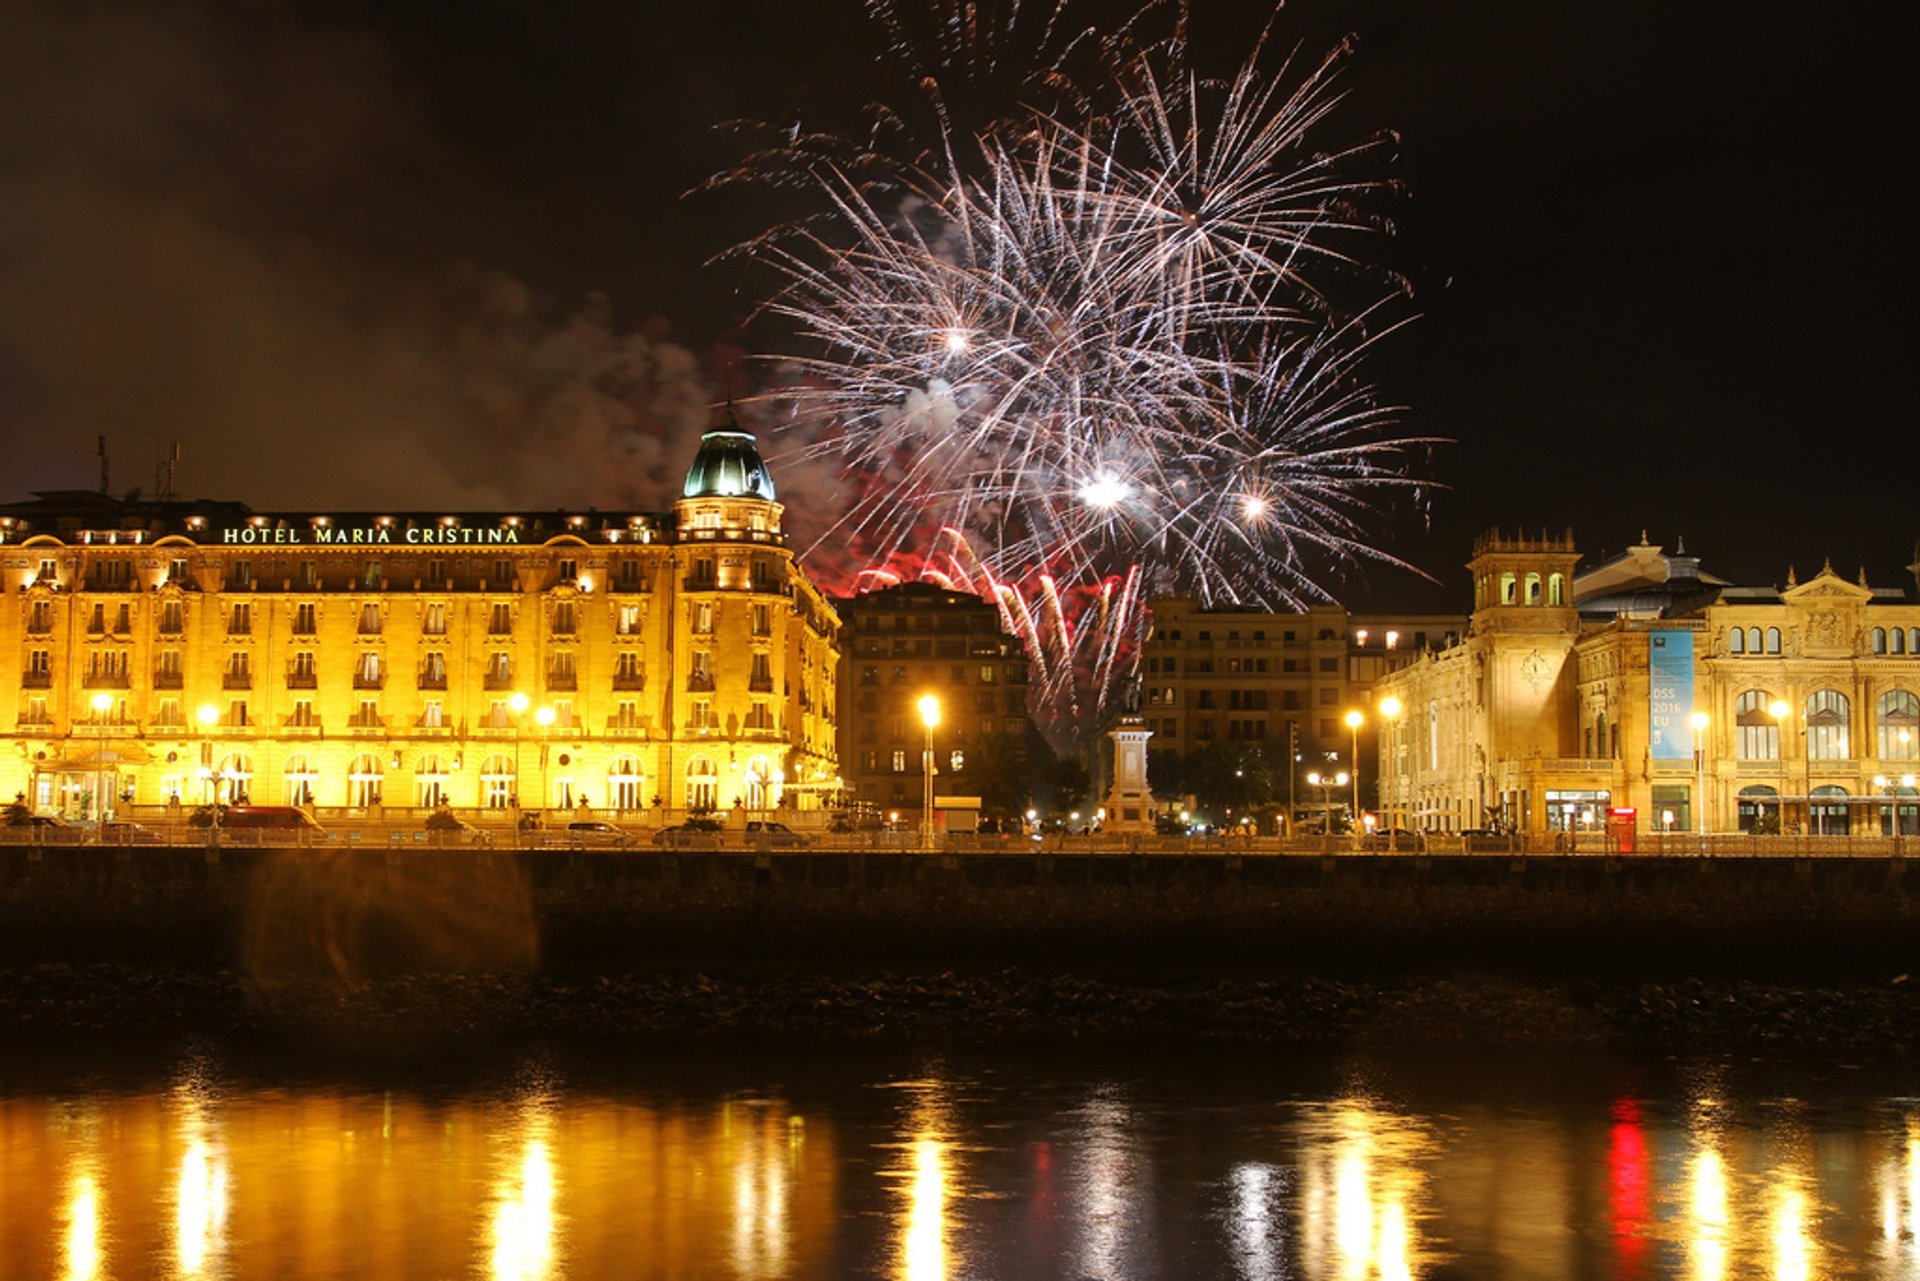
[917,693,940,851]
[1306,770,1349,839]
[1378,696,1404,849]
[536,704,556,810]
[1768,698,1791,835]
[1690,710,1710,847]
[87,691,114,828]
[1344,709,1364,844]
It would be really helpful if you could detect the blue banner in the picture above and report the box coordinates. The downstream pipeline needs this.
[1648,629,1695,759]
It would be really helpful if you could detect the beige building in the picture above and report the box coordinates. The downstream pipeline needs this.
[1374,531,1920,836]
[1140,598,1464,795]
[0,418,841,823]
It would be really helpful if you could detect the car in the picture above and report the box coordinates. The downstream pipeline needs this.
[2,814,85,844]
[744,819,809,849]
[652,818,724,848]
[97,820,165,845]
[425,814,494,847]
[1359,828,1427,851]
[1460,828,1518,852]
[220,805,327,834]
[558,820,635,848]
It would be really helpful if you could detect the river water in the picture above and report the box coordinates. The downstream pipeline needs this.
[2,1039,1916,1280]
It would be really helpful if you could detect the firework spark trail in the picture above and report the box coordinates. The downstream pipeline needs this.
[717,2,1432,740]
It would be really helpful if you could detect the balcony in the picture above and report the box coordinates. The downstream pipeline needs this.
[547,674,578,692]
[352,674,386,691]
[687,673,715,693]
[347,715,385,733]
[287,672,318,689]
[417,673,449,690]
[153,670,184,690]
[21,672,53,690]
[81,672,131,690]
[612,673,644,691]
[222,673,253,690]
[749,675,775,693]
[483,672,515,691]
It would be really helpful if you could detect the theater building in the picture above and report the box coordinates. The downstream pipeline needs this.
[0,418,841,823]
[1372,531,1920,837]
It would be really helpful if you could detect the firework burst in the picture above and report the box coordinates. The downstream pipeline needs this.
[717,2,1431,737]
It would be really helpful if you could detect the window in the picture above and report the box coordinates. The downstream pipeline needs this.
[357,603,382,635]
[364,562,383,590]
[298,561,318,589]
[293,603,317,635]
[35,558,57,586]
[481,755,515,808]
[351,699,381,729]
[426,559,447,586]
[746,702,774,730]
[619,559,641,588]
[609,758,644,810]
[420,652,448,686]
[112,604,130,633]
[612,701,639,730]
[168,559,188,585]
[224,652,251,688]
[1548,574,1566,606]
[892,750,908,772]
[489,603,513,635]
[421,700,445,729]
[87,603,105,635]
[1806,689,1851,760]
[753,603,772,636]
[487,701,513,730]
[1318,658,1338,672]
[228,700,249,728]
[689,700,717,731]
[229,603,252,635]
[949,750,965,773]
[558,558,578,582]
[289,701,316,728]
[22,697,49,726]
[1499,573,1516,605]
[616,604,641,636]
[1879,690,1918,759]
[685,757,718,810]
[979,665,997,684]
[689,652,713,690]
[1730,628,1745,655]
[492,560,513,586]
[229,560,253,589]
[614,651,643,688]
[423,603,447,636]
[549,652,577,688]
[346,754,382,806]
[693,601,714,634]
[155,698,182,727]
[215,754,252,803]
[159,600,183,635]
[415,755,449,808]
[1874,627,1889,654]
[750,652,773,691]
[354,652,384,688]
[289,652,317,686]
[1765,628,1781,655]
[1524,572,1541,605]
[486,652,513,686]
[553,601,576,634]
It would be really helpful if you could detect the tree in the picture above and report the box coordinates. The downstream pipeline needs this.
[1185,740,1279,823]
[960,730,1031,825]
[1035,751,1091,819]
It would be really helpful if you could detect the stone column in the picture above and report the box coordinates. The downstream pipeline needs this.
[1102,716,1156,833]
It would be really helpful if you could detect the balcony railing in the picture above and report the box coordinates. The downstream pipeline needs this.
[418,673,449,690]
[687,673,715,693]
[21,672,53,689]
[612,673,644,691]
[287,672,318,689]
[483,672,514,690]
[222,673,253,690]
[81,672,131,689]
[749,676,775,693]
[352,674,386,690]
[547,674,578,691]
[153,671,184,689]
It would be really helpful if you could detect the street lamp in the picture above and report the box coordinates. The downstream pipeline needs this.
[536,704,556,810]
[918,693,940,851]
[1305,770,1350,838]
[1378,696,1404,849]
[1690,710,1710,845]
[89,691,114,827]
[1768,698,1791,835]
[1344,709,1364,844]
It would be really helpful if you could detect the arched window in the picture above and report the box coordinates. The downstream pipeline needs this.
[1524,572,1541,605]
[346,753,383,807]
[1894,629,1909,656]
[686,755,718,811]
[1873,627,1888,654]
[1885,786,1920,838]
[1910,628,1920,655]
[415,753,449,808]
[1747,627,1763,653]
[1594,711,1608,760]
[1548,574,1566,606]
[216,754,252,804]
[1729,629,1745,655]
[1810,785,1850,836]
[1880,690,1918,759]
[1499,573,1516,605]
[744,756,774,810]
[608,757,644,810]
[1734,690,1779,760]
[283,754,317,807]
[1805,690,1850,760]
[1737,785,1778,833]
[1765,627,1781,654]
[1428,701,1440,771]
[480,755,515,809]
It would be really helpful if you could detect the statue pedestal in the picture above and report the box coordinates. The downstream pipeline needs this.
[1101,716,1156,833]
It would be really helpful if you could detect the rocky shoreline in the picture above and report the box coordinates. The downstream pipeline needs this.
[3,962,1915,1053]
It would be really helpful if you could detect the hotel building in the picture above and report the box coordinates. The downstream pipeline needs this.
[0,418,841,822]
[1373,531,1920,837]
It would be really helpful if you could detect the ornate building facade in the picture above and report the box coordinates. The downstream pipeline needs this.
[1374,532,1920,836]
[0,419,841,822]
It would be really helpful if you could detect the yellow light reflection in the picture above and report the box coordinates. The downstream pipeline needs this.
[489,1107,557,1281]
[1769,1180,1812,1281]
[903,1137,948,1281]
[728,1102,793,1281]
[175,1139,231,1276]
[1686,1147,1728,1281]
[1298,1099,1432,1281]
[62,1164,102,1281]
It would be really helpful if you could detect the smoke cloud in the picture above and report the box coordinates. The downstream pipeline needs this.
[0,0,720,514]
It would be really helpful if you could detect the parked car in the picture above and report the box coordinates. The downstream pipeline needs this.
[1460,828,1518,852]
[425,814,494,847]
[744,819,809,849]
[97,820,165,845]
[1359,828,1427,851]
[220,806,327,836]
[558,820,635,848]
[2,814,84,844]
[652,818,724,848]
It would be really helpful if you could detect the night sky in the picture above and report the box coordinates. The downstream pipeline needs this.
[1,0,1909,609]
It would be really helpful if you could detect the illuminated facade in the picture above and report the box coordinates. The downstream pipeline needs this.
[0,417,840,821]
[1374,532,1920,835]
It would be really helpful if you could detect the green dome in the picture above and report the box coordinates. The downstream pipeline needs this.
[682,423,776,502]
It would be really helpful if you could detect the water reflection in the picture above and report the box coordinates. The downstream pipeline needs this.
[4,1052,1920,1278]
[1298,1098,1433,1281]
